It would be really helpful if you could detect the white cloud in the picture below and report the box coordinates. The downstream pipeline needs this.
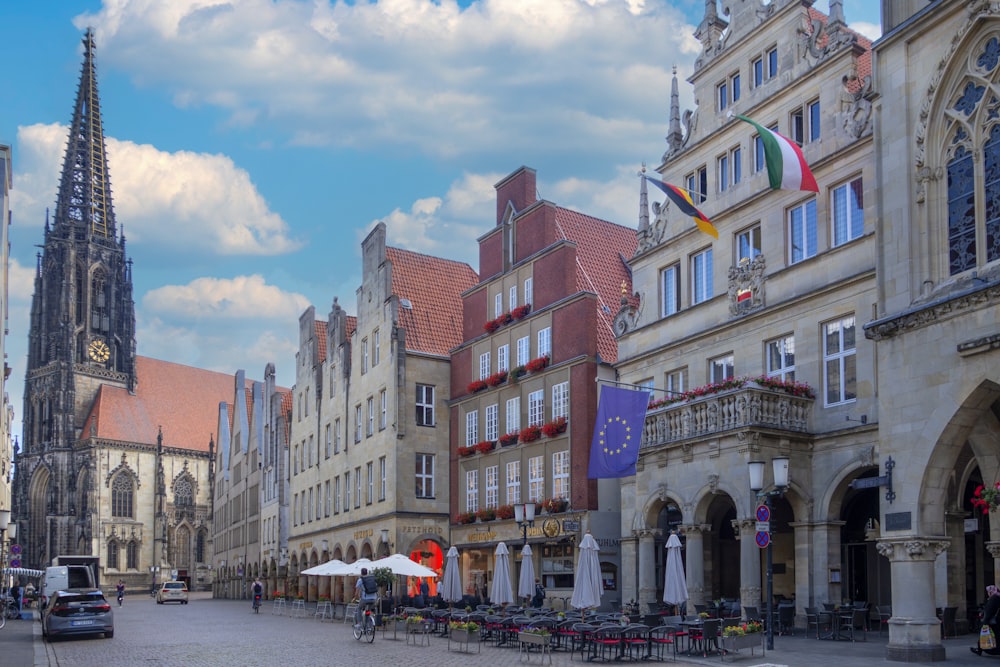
[13,123,301,256]
[76,0,699,160]
[7,258,37,302]
[849,21,881,42]
[143,274,311,321]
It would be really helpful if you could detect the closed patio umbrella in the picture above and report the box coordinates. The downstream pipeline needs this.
[440,546,463,610]
[491,542,515,610]
[570,531,602,620]
[662,532,688,615]
[517,544,535,606]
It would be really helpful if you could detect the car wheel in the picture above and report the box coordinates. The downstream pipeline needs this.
[157,600,162,604]
[105,630,114,639]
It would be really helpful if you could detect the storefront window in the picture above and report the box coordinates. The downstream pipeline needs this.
[540,543,575,588]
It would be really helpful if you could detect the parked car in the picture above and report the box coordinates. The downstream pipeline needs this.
[156,581,189,604]
[41,589,114,640]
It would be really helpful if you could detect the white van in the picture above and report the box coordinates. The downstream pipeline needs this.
[42,565,96,604]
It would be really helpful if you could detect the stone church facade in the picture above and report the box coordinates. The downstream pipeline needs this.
[11,29,231,592]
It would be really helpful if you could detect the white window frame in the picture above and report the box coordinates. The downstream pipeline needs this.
[788,199,818,264]
[486,465,499,509]
[832,177,864,246]
[366,461,374,504]
[379,456,386,501]
[495,292,503,318]
[537,327,551,359]
[465,410,479,447]
[506,461,521,505]
[373,329,380,366]
[480,352,491,380]
[524,277,533,306]
[506,397,521,434]
[344,474,350,513]
[528,389,545,426]
[334,418,341,454]
[416,453,434,499]
[823,315,857,406]
[528,455,544,503]
[666,369,685,395]
[766,335,796,381]
[416,384,435,427]
[808,99,821,142]
[366,397,374,436]
[551,382,569,420]
[509,285,517,311]
[325,423,332,459]
[354,405,362,442]
[516,336,530,366]
[354,467,362,508]
[466,469,479,513]
[731,145,742,186]
[379,389,387,430]
[710,354,735,383]
[362,338,368,374]
[485,403,499,441]
[334,476,341,514]
[736,224,762,264]
[552,451,570,500]
[691,248,713,305]
[661,263,680,317]
[497,344,509,373]
[324,480,331,517]
[718,153,729,192]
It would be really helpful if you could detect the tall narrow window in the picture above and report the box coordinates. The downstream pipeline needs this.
[506,461,521,505]
[416,384,435,426]
[465,410,479,447]
[107,540,119,570]
[466,469,479,512]
[516,336,530,366]
[731,72,741,103]
[524,277,533,306]
[509,285,517,311]
[354,467,362,508]
[416,453,435,498]
[552,451,570,499]
[718,153,729,192]
[666,369,685,395]
[537,327,551,359]
[343,474,350,513]
[717,80,728,112]
[379,457,387,500]
[372,329,380,366]
[112,474,134,518]
[506,397,521,435]
[788,199,818,263]
[335,476,341,513]
[367,462,374,504]
[495,292,503,318]
[824,316,857,406]
[485,403,499,441]
[362,338,368,374]
[127,541,139,569]
[366,397,374,436]
[731,146,742,185]
[766,335,796,381]
[691,248,713,305]
[486,465,499,509]
[832,178,865,246]
[754,133,766,173]
[808,99,821,142]
[528,390,545,426]
[661,263,680,317]
[379,389,387,430]
[710,354,735,382]
[325,424,332,458]
[528,456,544,502]
[497,344,509,373]
[480,352,491,380]
[325,480,331,516]
[551,382,569,420]
[752,56,764,87]
[354,405,362,442]
[736,225,761,263]
[767,46,778,78]
[334,418,341,453]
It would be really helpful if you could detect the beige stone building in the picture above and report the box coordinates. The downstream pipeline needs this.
[614,0,881,636]
[864,0,1000,660]
[283,221,477,605]
[0,144,12,563]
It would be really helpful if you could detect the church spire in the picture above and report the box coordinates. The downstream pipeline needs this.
[54,28,117,240]
[664,66,684,160]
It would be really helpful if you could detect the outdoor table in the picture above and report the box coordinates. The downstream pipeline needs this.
[290,599,307,617]
[314,601,333,621]
[270,598,286,616]
[406,620,434,646]
[678,619,703,654]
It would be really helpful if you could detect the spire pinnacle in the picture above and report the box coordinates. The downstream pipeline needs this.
[665,65,684,159]
[54,28,117,239]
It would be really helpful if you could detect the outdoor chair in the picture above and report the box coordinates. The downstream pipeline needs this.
[648,625,677,662]
[743,606,761,623]
[777,603,796,635]
[876,605,892,636]
[588,625,625,662]
[805,607,828,639]
[621,623,651,660]
[570,622,597,660]
[689,618,721,657]
[841,608,867,642]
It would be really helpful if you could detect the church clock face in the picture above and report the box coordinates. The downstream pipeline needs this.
[88,339,110,362]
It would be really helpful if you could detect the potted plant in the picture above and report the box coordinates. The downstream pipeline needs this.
[456,511,476,524]
[449,620,481,646]
[476,507,496,522]
[519,424,542,443]
[496,504,515,520]
[510,365,527,382]
[542,497,568,514]
[487,370,509,387]
[474,440,495,455]
[525,355,550,373]
[499,432,519,447]
[512,304,531,319]
[721,620,764,653]
[972,481,1000,514]
[484,319,501,334]
[457,445,475,457]
[518,626,552,647]
[541,416,567,437]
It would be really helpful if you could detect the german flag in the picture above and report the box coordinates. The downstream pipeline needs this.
[644,176,718,239]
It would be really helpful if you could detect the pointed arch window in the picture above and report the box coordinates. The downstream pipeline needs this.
[943,35,1000,275]
[107,539,119,570]
[111,473,134,518]
[126,541,138,569]
[174,477,194,507]
[91,270,109,332]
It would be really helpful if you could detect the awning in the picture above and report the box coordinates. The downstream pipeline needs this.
[2,567,45,578]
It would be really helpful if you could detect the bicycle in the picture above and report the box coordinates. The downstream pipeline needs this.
[253,594,262,614]
[353,601,376,643]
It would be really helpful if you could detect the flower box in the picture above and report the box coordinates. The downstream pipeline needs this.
[541,417,567,438]
[476,507,496,522]
[721,633,763,653]
[499,432,519,447]
[487,371,509,387]
[525,355,550,373]
[456,512,476,524]
[511,304,531,320]
[496,504,515,520]
[450,628,480,645]
[457,446,475,457]
[520,425,542,443]
[474,440,495,455]
[518,631,552,646]
[468,379,488,394]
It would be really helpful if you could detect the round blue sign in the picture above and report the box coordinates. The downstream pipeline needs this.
[755,531,770,549]
[755,504,770,522]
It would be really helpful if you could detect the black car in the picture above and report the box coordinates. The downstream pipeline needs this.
[41,589,114,640]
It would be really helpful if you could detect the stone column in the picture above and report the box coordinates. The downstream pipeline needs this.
[637,529,659,614]
[791,522,812,625]
[684,524,710,610]
[738,518,762,611]
[944,510,967,632]
[987,542,1000,588]
[878,537,950,662]
[621,534,638,611]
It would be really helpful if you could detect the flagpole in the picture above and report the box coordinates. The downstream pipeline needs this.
[594,377,684,396]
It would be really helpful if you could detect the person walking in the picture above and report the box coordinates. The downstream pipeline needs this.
[972,584,1000,656]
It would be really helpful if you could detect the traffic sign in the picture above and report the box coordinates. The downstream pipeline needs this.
[9,558,21,568]
[756,504,770,522]
[10,544,21,555]
[755,532,770,549]
[755,521,770,533]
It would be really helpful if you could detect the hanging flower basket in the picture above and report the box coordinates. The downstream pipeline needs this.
[971,482,1000,514]
[541,417,567,438]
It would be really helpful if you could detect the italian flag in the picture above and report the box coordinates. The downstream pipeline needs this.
[735,114,818,192]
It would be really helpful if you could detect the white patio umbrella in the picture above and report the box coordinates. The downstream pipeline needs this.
[440,546,463,610]
[369,553,438,578]
[570,531,603,620]
[517,544,536,606]
[491,542,515,609]
[301,559,345,576]
[662,532,688,614]
[331,557,373,577]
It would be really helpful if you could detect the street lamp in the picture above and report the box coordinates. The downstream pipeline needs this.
[513,502,536,546]
[748,457,789,651]
[380,529,393,557]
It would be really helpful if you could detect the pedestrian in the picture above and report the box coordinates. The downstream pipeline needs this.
[9,580,21,618]
[972,584,1000,656]
[532,578,545,608]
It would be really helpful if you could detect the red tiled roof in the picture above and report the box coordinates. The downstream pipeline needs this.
[345,315,357,339]
[386,246,479,356]
[806,6,872,93]
[81,356,244,453]
[315,320,328,363]
[554,207,637,363]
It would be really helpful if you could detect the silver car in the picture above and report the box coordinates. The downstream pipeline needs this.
[42,589,114,640]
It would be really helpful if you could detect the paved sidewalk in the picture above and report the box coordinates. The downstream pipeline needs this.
[0,612,37,667]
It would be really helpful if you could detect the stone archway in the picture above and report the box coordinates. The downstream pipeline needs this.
[29,466,51,565]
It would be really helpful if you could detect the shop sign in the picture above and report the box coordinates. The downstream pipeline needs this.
[298,541,312,550]
[353,528,374,541]
[400,525,444,535]
[563,520,580,531]
[468,529,497,542]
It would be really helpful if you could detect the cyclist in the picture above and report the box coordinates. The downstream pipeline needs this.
[115,580,125,607]
[251,578,263,612]
[354,568,378,628]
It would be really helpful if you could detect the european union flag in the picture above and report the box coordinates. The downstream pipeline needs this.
[587,385,650,479]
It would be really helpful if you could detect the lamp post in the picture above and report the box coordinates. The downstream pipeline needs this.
[379,529,393,557]
[748,457,789,651]
[513,502,536,546]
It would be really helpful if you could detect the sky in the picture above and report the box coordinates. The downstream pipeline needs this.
[0,0,880,443]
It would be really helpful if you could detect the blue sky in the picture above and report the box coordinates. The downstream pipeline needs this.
[0,0,880,440]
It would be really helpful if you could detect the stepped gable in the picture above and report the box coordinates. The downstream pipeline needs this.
[555,206,637,363]
[386,246,478,356]
[81,356,245,452]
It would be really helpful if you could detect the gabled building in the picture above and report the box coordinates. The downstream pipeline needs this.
[283,221,476,604]
[449,166,635,609]
[615,0,878,627]
[0,143,12,562]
